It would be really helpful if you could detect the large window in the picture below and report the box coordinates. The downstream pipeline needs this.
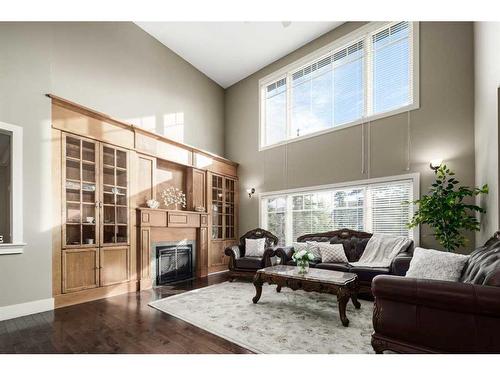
[261,175,418,246]
[0,122,24,255]
[260,21,418,149]
[0,131,11,244]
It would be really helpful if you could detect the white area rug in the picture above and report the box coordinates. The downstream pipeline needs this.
[149,281,375,354]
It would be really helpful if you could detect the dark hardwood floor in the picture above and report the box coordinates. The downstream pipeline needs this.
[0,273,253,354]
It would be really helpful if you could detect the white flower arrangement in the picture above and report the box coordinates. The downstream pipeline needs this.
[160,186,187,209]
[292,248,315,262]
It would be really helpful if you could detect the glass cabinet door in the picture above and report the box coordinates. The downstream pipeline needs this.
[101,145,128,245]
[211,174,224,240]
[224,178,236,239]
[63,135,98,247]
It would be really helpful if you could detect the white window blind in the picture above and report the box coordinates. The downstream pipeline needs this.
[371,22,412,114]
[260,21,416,149]
[264,78,287,146]
[261,176,416,246]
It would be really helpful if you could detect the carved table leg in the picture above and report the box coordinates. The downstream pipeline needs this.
[252,273,263,304]
[337,287,350,327]
[351,279,361,309]
[276,285,282,293]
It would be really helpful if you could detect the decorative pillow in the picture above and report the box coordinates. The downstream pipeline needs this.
[292,242,308,254]
[318,243,348,263]
[245,238,266,257]
[406,247,469,282]
[306,241,322,260]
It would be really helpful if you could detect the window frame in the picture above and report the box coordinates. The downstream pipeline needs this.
[258,21,420,151]
[0,121,25,255]
[259,173,420,246]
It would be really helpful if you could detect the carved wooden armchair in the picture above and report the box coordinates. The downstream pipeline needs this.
[224,228,279,280]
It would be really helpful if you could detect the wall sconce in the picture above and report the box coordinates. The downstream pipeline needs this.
[430,159,443,171]
[246,188,255,198]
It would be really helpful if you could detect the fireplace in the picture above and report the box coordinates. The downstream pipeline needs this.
[156,244,193,284]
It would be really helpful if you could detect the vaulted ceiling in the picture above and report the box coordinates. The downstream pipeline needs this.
[135,22,342,88]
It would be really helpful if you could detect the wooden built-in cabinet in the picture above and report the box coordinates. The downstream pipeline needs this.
[51,94,238,307]
[208,172,239,274]
[59,133,131,300]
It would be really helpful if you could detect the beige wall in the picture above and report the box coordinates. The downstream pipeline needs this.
[474,22,500,246]
[225,22,476,251]
[0,22,225,308]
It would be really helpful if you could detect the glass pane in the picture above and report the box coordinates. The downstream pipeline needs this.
[82,141,95,162]
[116,225,127,243]
[103,167,114,186]
[103,206,115,224]
[373,22,411,114]
[103,192,114,205]
[66,137,80,159]
[103,225,115,243]
[82,183,96,203]
[265,79,287,146]
[116,150,126,168]
[82,204,95,224]
[66,188,80,203]
[66,203,81,223]
[103,147,115,166]
[116,189,127,206]
[291,58,333,138]
[116,207,128,224]
[82,225,96,245]
[66,224,81,245]
[82,163,95,182]
[267,212,286,246]
[66,159,80,181]
[116,169,127,187]
[333,42,364,126]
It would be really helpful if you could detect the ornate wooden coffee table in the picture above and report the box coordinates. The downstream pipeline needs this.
[252,265,361,327]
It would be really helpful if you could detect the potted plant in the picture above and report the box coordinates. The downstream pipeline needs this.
[408,164,488,252]
[292,248,315,275]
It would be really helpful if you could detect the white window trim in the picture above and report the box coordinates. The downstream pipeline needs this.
[0,121,25,255]
[258,21,420,151]
[259,173,420,246]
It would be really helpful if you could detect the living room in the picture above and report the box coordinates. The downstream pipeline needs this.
[1,0,500,372]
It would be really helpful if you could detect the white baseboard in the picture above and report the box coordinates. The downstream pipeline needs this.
[0,298,54,321]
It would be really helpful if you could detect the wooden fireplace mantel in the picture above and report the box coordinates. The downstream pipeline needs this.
[136,208,209,290]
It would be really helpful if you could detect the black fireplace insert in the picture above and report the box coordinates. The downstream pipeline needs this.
[156,244,193,285]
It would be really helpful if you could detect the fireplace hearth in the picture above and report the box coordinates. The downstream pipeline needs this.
[156,244,193,284]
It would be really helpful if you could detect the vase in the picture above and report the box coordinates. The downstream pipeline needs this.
[297,259,309,275]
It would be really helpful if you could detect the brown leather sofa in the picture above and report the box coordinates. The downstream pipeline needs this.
[371,231,500,353]
[275,228,414,295]
[224,228,279,280]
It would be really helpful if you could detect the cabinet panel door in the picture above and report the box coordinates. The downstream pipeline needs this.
[191,168,206,211]
[62,248,99,293]
[100,246,130,286]
[209,241,225,268]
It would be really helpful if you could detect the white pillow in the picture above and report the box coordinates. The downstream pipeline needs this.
[317,243,348,263]
[245,238,266,257]
[305,241,322,260]
[405,247,469,282]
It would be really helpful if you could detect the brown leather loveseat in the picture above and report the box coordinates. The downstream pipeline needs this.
[371,231,500,353]
[275,228,414,295]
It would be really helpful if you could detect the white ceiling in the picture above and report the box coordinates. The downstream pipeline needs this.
[135,22,343,88]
